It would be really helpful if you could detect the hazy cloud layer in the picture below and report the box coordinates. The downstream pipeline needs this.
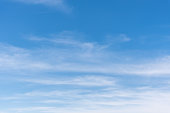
[1,32,170,113]
[1,35,170,76]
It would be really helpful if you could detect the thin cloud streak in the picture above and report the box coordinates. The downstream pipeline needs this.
[1,36,170,76]
[2,87,170,113]
[14,0,71,12]
[20,76,116,86]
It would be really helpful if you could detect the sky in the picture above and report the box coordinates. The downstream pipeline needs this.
[1,0,170,113]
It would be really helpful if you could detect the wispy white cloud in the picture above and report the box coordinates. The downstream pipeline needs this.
[14,0,71,12]
[21,76,116,86]
[29,31,107,51]
[0,44,52,72]
[2,87,170,113]
[1,33,170,76]
[106,34,131,43]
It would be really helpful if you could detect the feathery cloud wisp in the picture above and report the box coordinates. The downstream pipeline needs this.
[1,34,170,76]
[14,0,71,12]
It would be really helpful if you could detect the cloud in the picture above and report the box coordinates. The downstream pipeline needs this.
[14,0,71,12]
[106,34,131,43]
[0,43,52,72]
[29,31,106,51]
[2,87,170,113]
[1,33,170,76]
[117,34,131,42]
[20,76,116,86]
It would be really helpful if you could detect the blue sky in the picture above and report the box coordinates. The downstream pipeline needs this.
[1,0,170,113]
